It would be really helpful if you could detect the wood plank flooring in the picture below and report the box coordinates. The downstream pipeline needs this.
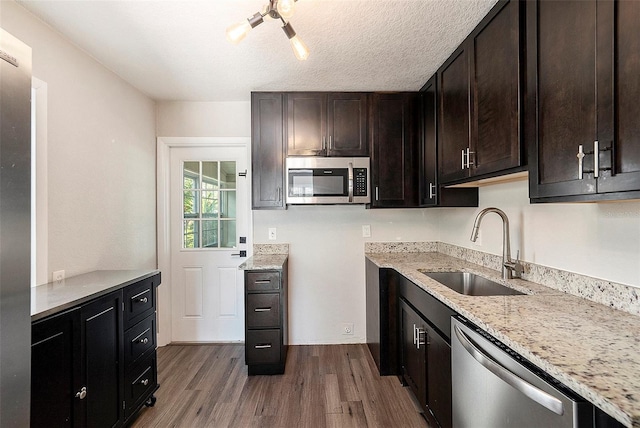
[131,344,428,428]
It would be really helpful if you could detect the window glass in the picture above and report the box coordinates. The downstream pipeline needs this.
[182,161,236,249]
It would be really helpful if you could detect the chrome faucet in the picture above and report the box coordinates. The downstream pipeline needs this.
[470,207,524,280]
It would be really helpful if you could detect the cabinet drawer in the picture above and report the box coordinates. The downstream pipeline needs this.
[124,352,157,418]
[246,293,280,328]
[124,274,159,328]
[246,329,281,364]
[124,315,156,367]
[246,271,280,291]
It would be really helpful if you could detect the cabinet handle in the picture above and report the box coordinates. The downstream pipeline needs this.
[577,145,585,179]
[429,183,436,199]
[467,148,475,167]
[255,344,272,349]
[461,149,466,169]
[329,135,332,150]
[593,140,599,178]
[412,324,417,346]
[254,307,271,312]
[75,387,87,400]
[375,186,379,201]
[140,379,149,386]
[322,136,326,151]
[416,327,426,349]
[137,297,148,304]
[138,337,149,345]
[254,280,271,284]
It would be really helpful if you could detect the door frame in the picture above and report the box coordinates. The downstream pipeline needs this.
[156,137,252,346]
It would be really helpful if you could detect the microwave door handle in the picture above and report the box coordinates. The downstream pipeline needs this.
[348,162,354,202]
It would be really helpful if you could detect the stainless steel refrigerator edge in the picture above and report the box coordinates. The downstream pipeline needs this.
[0,28,32,427]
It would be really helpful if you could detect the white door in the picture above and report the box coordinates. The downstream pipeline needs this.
[170,146,249,342]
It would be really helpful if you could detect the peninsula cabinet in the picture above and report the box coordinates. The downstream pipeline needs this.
[527,0,640,202]
[370,92,421,208]
[438,0,524,185]
[31,273,161,428]
[251,92,285,209]
[286,92,368,157]
[419,76,478,208]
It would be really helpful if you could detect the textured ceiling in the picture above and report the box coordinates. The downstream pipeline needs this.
[17,0,498,102]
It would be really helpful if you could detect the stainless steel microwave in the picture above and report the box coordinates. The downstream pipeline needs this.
[285,157,370,205]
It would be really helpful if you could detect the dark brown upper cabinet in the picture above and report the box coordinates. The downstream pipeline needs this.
[527,0,640,202]
[370,92,421,208]
[438,0,524,185]
[420,76,478,208]
[251,92,286,209]
[286,92,368,157]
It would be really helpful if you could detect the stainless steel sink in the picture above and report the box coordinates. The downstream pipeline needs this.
[419,271,525,296]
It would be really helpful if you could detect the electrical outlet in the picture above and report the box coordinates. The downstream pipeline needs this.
[362,224,371,238]
[268,228,277,240]
[53,270,65,283]
[342,323,354,335]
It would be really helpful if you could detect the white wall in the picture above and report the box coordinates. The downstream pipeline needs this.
[438,179,640,288]
[254,206,440,344]
[157,101,250,137]
[3,2,157,280]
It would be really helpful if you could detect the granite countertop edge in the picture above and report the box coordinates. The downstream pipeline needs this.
[365,251,640,428]
[239,254,288,271]
[31,269,160,322]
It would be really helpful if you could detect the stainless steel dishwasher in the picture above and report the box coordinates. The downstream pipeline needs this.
[451,317,594,428]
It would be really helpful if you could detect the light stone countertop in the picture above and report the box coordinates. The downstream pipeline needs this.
[366,251,640,428]
[239,254,288,271]
[31,269,160,322]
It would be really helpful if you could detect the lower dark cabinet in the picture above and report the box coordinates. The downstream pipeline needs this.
[31,273,161,428]
[398,275,454,428]
[244,262,288,375]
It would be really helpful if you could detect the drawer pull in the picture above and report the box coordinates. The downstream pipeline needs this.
[137,297,148,304]
[75,387,87,400]
[138,337,149,345]
[254,280,271,284]
[140,379,149,386]
[255,344,272,349]
[254,307,271,312]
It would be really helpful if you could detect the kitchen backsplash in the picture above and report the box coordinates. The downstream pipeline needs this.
[366,241,640,317]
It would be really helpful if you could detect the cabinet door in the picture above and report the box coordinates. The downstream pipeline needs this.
[420,78,438,206]
[471,0,523,176]
[426,324,452,428]
[31,309,80,428]
[78,291,123,428]
[438,45,471,184]
[327,93,368,156]
[596,0,640,195]
[251,92,285,209]
[400,299,427,411]
[370,93,420,208]
[526,0,598,199]
[286,92,327,156]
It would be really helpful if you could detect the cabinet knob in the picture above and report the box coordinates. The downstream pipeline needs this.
[138,297,148,304]
[75,387,87,400]
[138,337,149,345]
[140,379,149,386]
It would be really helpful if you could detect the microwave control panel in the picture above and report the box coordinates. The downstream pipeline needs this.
[354,168,368,196]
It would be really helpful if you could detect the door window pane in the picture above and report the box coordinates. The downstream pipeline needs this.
[220,220,236,248]
[182,160,237,249]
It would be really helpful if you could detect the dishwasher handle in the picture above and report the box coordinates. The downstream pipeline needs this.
[454,325,565,416]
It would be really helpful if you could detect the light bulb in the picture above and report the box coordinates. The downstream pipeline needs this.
[289,35,309,61]
[277,0,296,19]
[226,20,252,44]
[226,13,264,44]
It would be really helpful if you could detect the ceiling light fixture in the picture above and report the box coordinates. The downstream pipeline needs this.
[226,0,309,61]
